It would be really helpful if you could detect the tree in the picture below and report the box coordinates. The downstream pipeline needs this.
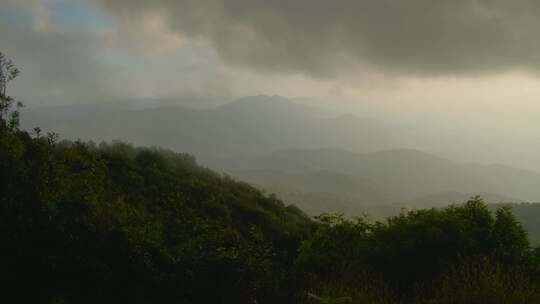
[0,52,22,128]
[492,206,531,264]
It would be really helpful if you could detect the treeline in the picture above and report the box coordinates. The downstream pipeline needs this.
[2,54,540,303]
[297,202,539,303]
[490,203,540,246]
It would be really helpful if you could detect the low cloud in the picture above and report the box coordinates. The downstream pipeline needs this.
[1,27,124,105]
[97,0,540,77]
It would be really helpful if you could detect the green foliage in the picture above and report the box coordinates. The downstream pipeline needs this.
[0,56,313,303]
[490,203,540,246]
[8,142,314,302]
[0,52,22,128]
[307,292,353,304]
[296,213,374,279]
[296,197,537,302]
[492,206,531,263]
[416,256,540,304]
[0,132,314,303]
[303,279,395,304]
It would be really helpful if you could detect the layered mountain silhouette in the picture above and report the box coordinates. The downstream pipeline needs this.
[23,95,540,216]
[210,148,537,216]
[23,95,410,159]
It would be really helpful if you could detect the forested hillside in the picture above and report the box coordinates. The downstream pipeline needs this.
[490,203,540,246]
[1,120,313,302]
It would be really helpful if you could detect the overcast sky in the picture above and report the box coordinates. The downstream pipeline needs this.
[4,0,540,170]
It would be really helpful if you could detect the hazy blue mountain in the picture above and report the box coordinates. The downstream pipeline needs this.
[212,147,540,216]
[409,191,519,208]
[22,95,540,217]
[22,95,409,161]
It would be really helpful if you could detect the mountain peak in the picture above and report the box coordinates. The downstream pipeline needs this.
[219,95,295,108]
[215,95,311,118]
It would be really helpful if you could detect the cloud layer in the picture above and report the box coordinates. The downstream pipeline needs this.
[7,0,540,172]
[97,0,540,77]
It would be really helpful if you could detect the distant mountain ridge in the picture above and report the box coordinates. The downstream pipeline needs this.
[211,147,540,216]
[22,95,409,160]
[22,95,540,216]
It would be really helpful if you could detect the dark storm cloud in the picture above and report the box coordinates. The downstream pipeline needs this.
[1,24,124,105]
[98,0,540,76]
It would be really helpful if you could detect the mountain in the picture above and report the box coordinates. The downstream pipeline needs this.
[22,95,540,217]
[210,148,540,216]
[21,95,410,161]
[410,191,519,208]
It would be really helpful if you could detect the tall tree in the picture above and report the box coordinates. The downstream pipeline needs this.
[0,52,21,128]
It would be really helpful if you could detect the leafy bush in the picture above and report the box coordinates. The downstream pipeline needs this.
[296,197,536,302]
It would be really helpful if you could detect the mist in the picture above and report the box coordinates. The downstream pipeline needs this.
[5,0,540,213]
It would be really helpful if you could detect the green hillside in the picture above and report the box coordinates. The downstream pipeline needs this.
[1,72,313,302]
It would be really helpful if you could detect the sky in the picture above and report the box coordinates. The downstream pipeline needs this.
[3,0,540,170]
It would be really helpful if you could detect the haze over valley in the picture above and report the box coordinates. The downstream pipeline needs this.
[21,95,540,218]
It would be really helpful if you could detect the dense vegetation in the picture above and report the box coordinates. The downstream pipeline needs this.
[3,54,540,303]
[490,203,540,246]
[1,55,313,303]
